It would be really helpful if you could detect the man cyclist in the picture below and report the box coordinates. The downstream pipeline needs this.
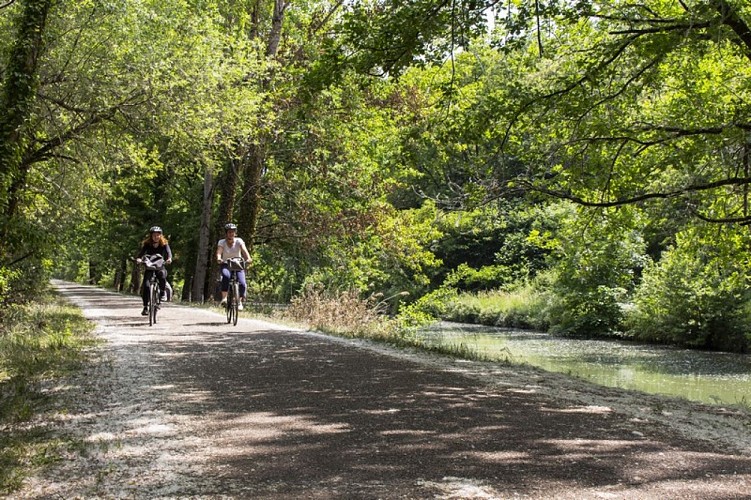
[216,223,251,310]
[136,226,173,316]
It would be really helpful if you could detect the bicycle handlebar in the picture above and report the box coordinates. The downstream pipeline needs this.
[221,257,246,271]
[135,255,166,270]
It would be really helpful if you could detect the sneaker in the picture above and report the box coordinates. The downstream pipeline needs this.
[220,298,227,308]
[141,307,148,316]
[238,302,243,311]
[160,293,167,302]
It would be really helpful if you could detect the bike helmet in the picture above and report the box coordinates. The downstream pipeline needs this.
[150,226,162,234]
[224,223,237,231]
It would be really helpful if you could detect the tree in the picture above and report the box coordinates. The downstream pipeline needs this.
[0,0,54,252]
[331,1,751,225]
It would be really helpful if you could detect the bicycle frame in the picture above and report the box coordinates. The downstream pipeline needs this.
[146,270,160,326]
[224,258,244,326]
[226,269,240,326]
[137,257,163,326]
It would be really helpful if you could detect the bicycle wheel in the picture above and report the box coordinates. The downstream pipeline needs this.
[226,281,234,324]
[150,281,159,326]
[231,281,240,326]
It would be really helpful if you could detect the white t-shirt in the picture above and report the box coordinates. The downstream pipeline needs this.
[217,238,246,260]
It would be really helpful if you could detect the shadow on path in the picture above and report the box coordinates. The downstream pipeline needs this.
[53,281,751,499]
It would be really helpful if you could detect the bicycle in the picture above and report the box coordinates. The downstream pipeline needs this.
[138,255,164,326]
[224,257,245,326]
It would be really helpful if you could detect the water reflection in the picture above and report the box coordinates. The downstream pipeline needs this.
[418,322,751,407]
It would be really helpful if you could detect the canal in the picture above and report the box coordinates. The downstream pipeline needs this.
[418,322,751,407]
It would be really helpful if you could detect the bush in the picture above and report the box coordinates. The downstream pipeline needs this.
[443,263,516,293]
[0,267,19,307]
[0,258,52,306]
[545,282,627,337]
[543,206,648,337]
[626,241,751,352]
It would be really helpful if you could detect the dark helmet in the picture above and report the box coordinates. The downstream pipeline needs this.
[224,223,237,231]
[150,226,163,234]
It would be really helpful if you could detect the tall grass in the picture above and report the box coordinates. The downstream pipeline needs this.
[0,294,99,494]
[441,285,550,331]
[282,284,522,361]
[285,284,400,340]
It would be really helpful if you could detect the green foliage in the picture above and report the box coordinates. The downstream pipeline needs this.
[0,293,98,495]
[430,201,554,292]
[396,286,459,328]
[285,198,443,309]
[0,258,52,306]
[443,263,516,292]
[626,227,751,352]
[441,283,549,330]
[544,204,649,336]
[0,266,19,306]
[314,0,488,81]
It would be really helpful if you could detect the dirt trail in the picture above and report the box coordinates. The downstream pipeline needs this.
[11,281,751,499]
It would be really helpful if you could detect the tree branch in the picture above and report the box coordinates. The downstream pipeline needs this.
[711,0,751,62]
[516,176,751,210]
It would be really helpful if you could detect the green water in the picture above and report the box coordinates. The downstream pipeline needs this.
[419,322,751,407]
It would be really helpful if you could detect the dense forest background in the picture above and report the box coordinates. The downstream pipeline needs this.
[2,0,751,352]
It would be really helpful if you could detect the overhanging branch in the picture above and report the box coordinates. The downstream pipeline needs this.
[515,175,751,211]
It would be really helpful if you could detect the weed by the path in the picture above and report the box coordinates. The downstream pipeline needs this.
[281,284,515,363]
[0,293,99,494]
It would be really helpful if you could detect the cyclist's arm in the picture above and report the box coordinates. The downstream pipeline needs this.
[164,244,173,264]
[240,242,251,263]
[135,244,146,263]
[216,241,224,264]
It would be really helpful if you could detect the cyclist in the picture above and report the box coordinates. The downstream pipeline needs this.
[216,223,251,310]
[136,226,173,316]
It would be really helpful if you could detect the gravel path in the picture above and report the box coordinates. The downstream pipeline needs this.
[9,281,751,499]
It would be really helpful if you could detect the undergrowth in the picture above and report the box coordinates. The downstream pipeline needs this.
[282,284,501,362]
[440,285,550,331]
[0,293,99,494]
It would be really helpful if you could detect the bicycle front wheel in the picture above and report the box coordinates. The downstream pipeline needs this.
[231,282,240,326]
[226,284,234,324]
[150,282,159,326]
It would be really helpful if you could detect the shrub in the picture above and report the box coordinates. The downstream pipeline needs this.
[543,206,648,337]
[626,240,751,352]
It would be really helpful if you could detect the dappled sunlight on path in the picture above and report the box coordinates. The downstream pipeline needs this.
[12,281,751,499]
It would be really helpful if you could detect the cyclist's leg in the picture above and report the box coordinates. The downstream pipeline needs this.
[237,270,247,310]
[142,271,152,305]
[141,271,152,315]
[219,265,230,303]
[157,269,168,300]
[237,270,247,298]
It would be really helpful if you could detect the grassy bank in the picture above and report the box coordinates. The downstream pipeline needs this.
[0,293,99,494]
[439,286,550,331]
[280,285,505,361]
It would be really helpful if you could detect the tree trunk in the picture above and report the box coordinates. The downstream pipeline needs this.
[192,166,215,302]
[266,0,287,58]
[236,0,287,249]
[115,258,127,292]
[238,142,266,250]
[0,0,53,238]
[129,261,141,295]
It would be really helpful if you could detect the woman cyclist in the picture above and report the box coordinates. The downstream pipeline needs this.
[136,226,173,316]
[216,223,251,310]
